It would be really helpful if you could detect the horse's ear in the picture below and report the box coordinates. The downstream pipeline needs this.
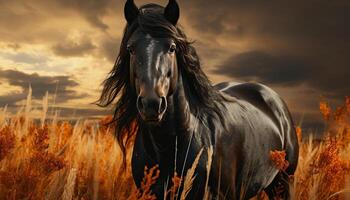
[164,0,180,25]
[124,0,139,24]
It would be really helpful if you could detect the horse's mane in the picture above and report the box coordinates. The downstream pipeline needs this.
[97,4,226,160]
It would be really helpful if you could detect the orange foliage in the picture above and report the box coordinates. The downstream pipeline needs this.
[0,125,15,161]
[293,97,350,200]
[128,165,159,200]
[320,101,332,121]
[270,150,290,171]
[346,96,350,113]
[168,173,181,199]
[0,96,350,199]
[296,126,302,144]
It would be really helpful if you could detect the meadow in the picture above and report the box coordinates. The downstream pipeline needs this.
[0,89,349,200]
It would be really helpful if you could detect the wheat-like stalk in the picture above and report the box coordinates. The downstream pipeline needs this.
[203,146,213,200]
[180,148,203,200]
[23,85,32,137]
[41,91,49,128]
[0,105,7,127]
[62,168,77,200]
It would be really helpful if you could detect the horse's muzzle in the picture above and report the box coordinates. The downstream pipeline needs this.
[137,96,167,122]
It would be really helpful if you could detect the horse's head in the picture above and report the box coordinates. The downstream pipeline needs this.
[98,0,223,160]
[124,0,180,123]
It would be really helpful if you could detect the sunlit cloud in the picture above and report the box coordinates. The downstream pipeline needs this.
[0,0,348,131]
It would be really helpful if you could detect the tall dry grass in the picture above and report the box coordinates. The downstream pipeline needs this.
[289,98,350,200]
[0,90,135,200]
[0,89,349,199]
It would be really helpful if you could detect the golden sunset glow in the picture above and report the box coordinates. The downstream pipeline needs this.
[0,0,348,132]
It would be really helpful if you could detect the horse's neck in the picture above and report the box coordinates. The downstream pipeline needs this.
[173,73,194,133]
[138,74,212,177]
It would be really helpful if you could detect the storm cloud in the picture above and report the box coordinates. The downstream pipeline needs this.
[213,50,349,98]
[214,51,312,86]
[0,0,348,130]
[179,0,350,101]
[0,68,87,105]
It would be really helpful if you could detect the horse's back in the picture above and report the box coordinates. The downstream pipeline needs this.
[214,81,299,198]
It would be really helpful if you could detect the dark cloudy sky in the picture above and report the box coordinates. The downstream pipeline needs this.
[0,0,349,131]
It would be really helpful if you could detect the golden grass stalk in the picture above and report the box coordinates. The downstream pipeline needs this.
[0,105,7,127]
[44,170,69,200]
[25,85,32,117]
[180,148,203,200]
[41,91,49,128]
[326,189,350,200]
[23,85,32,137]
[62,168,77,200]
[203,146,213,200]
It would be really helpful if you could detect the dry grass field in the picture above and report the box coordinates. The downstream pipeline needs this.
[0,90,349,200]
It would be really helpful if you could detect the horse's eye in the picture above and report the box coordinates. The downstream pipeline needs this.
[167,70,172,77]
[169,44,176,53]
[127,45,135,55]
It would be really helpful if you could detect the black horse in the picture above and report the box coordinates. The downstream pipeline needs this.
[98,0,299,199]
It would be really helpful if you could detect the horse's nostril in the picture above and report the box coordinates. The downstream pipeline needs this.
[137,96,166,118]
[137,96,144,112]
[159,97,167,114]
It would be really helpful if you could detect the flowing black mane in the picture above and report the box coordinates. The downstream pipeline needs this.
[97,4,225,159]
